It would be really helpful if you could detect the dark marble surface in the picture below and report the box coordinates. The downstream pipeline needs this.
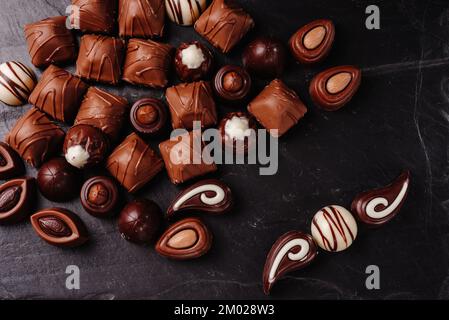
[0,0,448,300]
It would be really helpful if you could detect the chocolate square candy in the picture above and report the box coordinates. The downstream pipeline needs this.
[29,65,89,124]
[75,87,129,141]
[106,132,164,193]
[118,0,165,38]
[24,16,77,68]
[194,0,254,53]
[122,39,173,88]
[71,0,117,34]
[248,79,307,137]
[166,81,217,130]
[5,108,65,167]
[76,35,125,85]
[159,130,217,184]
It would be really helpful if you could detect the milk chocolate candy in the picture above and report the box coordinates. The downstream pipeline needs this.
[122,39,173,88]
[213,65,251,103]
[5,108,65,167]
[130,98,168,136]
[263,231,317,295]
[29,65,89,124]
[248,79,307,137]
[0,61,37,106]
[119,0,165,38]
[0,142,25,180]
[24,16,76,68]
[351,171,410,227]
[194,0,254,53]
[309,65,361,111]
[0,178,36,224]
[81,176,120,217]
[289,19,335,64]
[76,35,126,85]
[71,0,117,34]
[106,133,164,193]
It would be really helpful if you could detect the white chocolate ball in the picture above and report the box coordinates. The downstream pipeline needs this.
[225,116,251,141]
[311,205,358,252]
[165,0,207,26]
[65,145,90,169]
[181,44,206,69]
[0,61,36,106]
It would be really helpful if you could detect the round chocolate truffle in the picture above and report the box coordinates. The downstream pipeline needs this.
[174,41,213,82]
[37,158,81,202]
[219,112,257,153]
[242,37,287,78]
[0,61,37,106]
[130,98,167,136]
[63,124,109,169]
[213,65,252,102]
[118,199,162,244]
[80,176,120,217]
[166,0,207,26]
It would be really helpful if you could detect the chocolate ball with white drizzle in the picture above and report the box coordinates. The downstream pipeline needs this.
[174,41,213,82]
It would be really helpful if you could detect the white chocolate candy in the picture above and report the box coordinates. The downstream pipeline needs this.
[181,44,206,69]
[224,116,251,141]
[65,145,90,169]
[311,205,357,252]
[0,61,36,106]
[165,0,207,26]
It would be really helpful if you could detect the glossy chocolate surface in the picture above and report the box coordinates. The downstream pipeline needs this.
[119,0,165,38]
[0,177,36,224]
[130,98,167,136]
[166,0,207,26]
[242,37,286,78]
[219,111,257,153]
[81,176,120,217]
[213,65,251,102]
[174,41,213,82]
[0,61,37,106]
[0,142,24,180]
[71,0,117,34]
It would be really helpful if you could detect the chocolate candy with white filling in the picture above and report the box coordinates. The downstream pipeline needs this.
[30,208,88,247]
[219,111,257,153]
[289,19,335,64]
[242,37,287,78]
[0,61,37,106]
[156,217,212,260]
[130,98,167,136]
[213,65,251,103]
[174,41,213,82]
[0,142,24,180]
[351,171,411,226]
[70,0,117,34]
[119,0,165,38]
[81,176,120,217]
[0,178,36,224]
[118,199,162,244]
[309,65,361,111]
[166,0,207,26]
[167,179,233,218]
[263,231,317,295]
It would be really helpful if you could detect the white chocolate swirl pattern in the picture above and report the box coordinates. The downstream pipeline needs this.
[173,184,225,210]
[366,179,408,219]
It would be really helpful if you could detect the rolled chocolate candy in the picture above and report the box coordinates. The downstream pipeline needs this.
[289,19,335,64]
[119,0,165,38]
[174,41,213,82]
[309,65,361,111]
[0,142,25,180]
[30,208,88,247]
[74,87,129,141]
[130,98,167,136]
[122,39,173,88]
[219,111,257,153]
[351,171,410,227]
[311,205,358,252]
[29,65,89,124]
[5,108,65,167]
[0,177,36,224]
[166,0,207,26]
[248,79,307,137]
[24,16,77,68]
[166,81,217,130]
[194,0,254,53]
[242,37,287,78]
[263,231,317,295]
[70,0,117,34]
[81,176,120,217]
[106,133,164,193]
[156,217,212,260]
[76,35,126,85]
[213,65,251,103]
[166,179,233,218]
[0,61,37,106]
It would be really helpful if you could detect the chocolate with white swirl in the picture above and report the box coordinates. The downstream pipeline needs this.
[351,171,410,227]
[263,231,317,295]
[166,179,233,218]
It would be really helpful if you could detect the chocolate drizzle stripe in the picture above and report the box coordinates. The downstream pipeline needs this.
[0,62,35,104]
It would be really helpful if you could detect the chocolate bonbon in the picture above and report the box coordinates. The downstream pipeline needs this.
[263,231,317,295]
[242,37,287,78]
[311,205,358,252]
[309,65,361,111]
[0,178,36,224]
[30,208,88,247]
[351,171,410,226]
[0,142,25,180]
[219,111,257,153]
[24,16,76,68]
[213,65,251,103]
[29,65,89,123]
[122,38,173,88]
[156,217,212,260]
[130,98,167,136]
[71,0,117,34]
[174,41,213,82]
[6,108,65,167]
[289,19,335,64]
[76,35,126,85]
[106,133,164,193]
[194,0,254,53]
[167,179,233,218]
[166,81,217,130]
[0,61,37,106]
[119,0,165,38]
[248,79,307,137]
[81,176,120,217]
[118,199,162,244]
[166,0,207,26]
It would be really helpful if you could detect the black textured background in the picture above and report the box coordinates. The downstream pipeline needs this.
[0,0,448,300]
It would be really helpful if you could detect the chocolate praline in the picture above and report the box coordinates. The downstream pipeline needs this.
[174,41,213,82]
[0,142,25,180]
[242,37,287,78]
[0,177,36,224]
[219,111,257,153]
[130,98,167,136]
[80,176,120,217]
[213,65,251,102]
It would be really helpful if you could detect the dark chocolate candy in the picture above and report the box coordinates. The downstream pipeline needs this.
[81,176,120,217]
[351,171,410,226]
[167,179,233,218]
[309,65,361,111]
[242,37,287,78]
[71,0,117,34]
[219,111,257,153]
[30,208,88,247]
[130,98,167,136]
[174,41,213,82]
[213,65,251,102]
[0,142,25,180]
[119,0,165,38]
[0,177,36,224]
[155,217,212,260]
[263,231,317,295]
